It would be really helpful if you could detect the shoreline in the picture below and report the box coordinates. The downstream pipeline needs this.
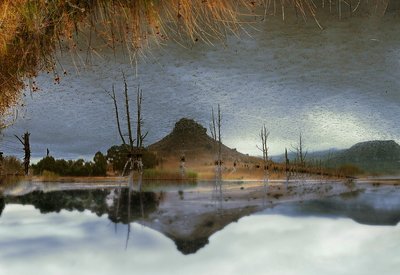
[1,175,399,198]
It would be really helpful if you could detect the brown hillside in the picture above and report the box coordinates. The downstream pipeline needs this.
[148,118,250,163]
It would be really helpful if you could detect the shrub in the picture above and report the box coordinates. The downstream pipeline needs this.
[31,152,108,177]
[1,156,23,175]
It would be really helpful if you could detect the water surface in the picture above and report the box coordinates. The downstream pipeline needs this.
[0,184,399,275]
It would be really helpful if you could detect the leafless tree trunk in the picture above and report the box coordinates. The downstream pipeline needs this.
[285,148,290,188]
[294,133,307,164]
[136,86,148,148]
[293,132,307,179]
[135,86,147,192]
[123,73,134,149]
[106,84,126,145]
[15,132,30,176]
[257,125,270,192]
[210,104,222,193]
[108,72,149,193]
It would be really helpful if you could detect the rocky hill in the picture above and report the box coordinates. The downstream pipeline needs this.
[148,118,249,162]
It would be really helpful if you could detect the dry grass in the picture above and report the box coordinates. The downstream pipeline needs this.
[0,0,393,117]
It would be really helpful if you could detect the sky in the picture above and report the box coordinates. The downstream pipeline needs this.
[1,15,399,160]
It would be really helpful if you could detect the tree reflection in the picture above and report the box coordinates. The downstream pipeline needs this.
[4,189,164,225]
[0,197,4,217]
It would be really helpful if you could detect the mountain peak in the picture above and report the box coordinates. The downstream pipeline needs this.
[172,118,207,137]
[148,118,247,161]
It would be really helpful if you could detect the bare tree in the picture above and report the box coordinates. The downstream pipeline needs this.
[135,85,147,192]
[285,147,290,188]
[291,132,308,178]
[257,124,270,191]
[105,84,126,145]
[15,132,30,176]
[122,72,134,149]
[210,104,222,193]
[107,73,148,192]
[297,133,307,166]
[136,86,148,148]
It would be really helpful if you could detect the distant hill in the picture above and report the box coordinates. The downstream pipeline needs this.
[148,118,250,162]
[271,148,340,163]
[328,140,400,175]
[272,140,400,175]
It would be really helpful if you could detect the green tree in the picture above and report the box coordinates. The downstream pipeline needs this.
[32,156,56,175]
[92,151,107,176]
[106,144,158,172]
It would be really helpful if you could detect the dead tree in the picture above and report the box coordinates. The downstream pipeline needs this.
[106,84,126,145]
[297,133,307,166]
[210,104,222,192]
[136,86,148,148]
[135,85,147,192]
[257,124,270,192]
[292,132,307,179]
[123,72,134,149]
[15,132,30,176]
[285,148,290,188]
[107,73,148,192]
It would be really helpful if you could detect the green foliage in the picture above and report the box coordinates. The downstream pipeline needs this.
[32,152,107,177]
[92,151,107,176]
[106,144,158,172]
[106,144,131,172]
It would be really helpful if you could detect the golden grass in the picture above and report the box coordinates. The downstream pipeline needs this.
[0,0,392,117]
[143,168,198,180]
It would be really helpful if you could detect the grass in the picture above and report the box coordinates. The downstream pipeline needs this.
[143,168,198,181]
[41,170,60,182]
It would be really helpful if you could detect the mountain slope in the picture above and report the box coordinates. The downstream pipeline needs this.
[271,140,400,175]
[148,118,249,162]
[329,140,400,175]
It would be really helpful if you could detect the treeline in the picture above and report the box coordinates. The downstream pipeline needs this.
[31,144,158,177]
[32,152,107,177]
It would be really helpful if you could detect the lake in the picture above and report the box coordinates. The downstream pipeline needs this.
[0,181,399,275]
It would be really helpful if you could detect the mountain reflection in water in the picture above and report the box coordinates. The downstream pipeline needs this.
[1,185,400,256]
[0,184,400,275]
[264,188,400,226]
